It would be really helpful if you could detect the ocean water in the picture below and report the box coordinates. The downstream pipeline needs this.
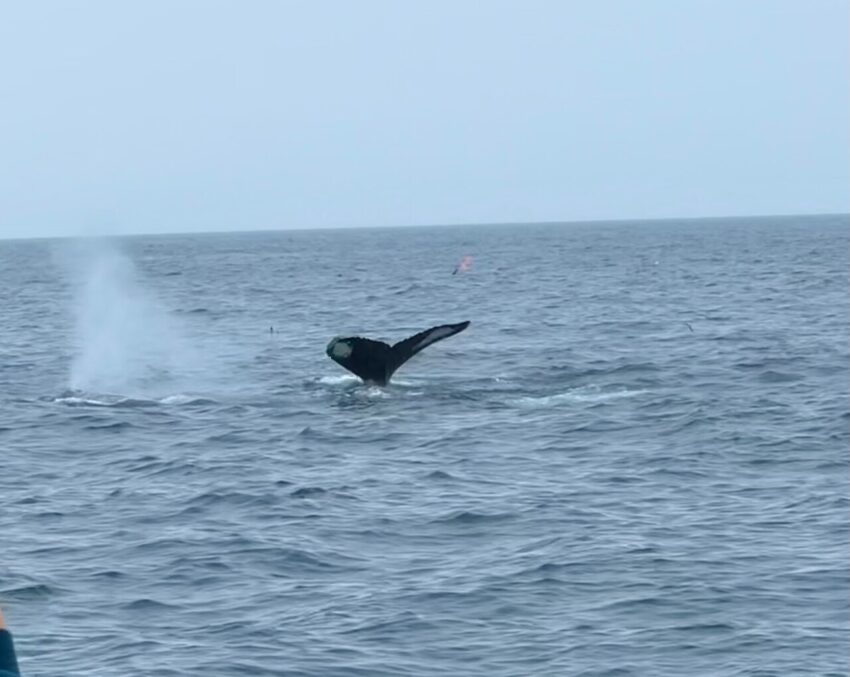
[1,216,848,676]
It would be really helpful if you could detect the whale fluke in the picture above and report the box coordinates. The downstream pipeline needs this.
[326,321,470,385]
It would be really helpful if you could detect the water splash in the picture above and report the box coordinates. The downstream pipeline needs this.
[317,374,362,385]
[513,386,647,408]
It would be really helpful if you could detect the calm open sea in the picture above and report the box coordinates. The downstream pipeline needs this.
[1,215,848,676]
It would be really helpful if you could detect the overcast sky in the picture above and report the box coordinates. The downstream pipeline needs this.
[0,0,847,238]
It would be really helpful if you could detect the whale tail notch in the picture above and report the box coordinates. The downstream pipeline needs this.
[326,321,470,385]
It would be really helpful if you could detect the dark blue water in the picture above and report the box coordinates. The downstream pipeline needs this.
[1,216,848,676]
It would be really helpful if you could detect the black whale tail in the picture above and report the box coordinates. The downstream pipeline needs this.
[326,321,470,385]
[388,321,471,375]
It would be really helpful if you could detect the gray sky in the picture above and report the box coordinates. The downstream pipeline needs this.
[0,0,847,239]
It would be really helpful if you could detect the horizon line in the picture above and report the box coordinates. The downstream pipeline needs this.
[1,210,848,242]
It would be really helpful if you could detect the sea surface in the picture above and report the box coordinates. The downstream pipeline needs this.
[1,216,848,676]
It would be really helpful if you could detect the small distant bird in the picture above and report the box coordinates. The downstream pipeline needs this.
[684,322,694,332]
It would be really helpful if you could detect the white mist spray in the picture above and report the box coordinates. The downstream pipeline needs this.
[63,240,193,395]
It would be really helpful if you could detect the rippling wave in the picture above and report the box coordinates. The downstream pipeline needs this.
[1,216,848,676]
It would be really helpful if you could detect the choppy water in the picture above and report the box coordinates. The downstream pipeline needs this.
[1,216,848,676]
